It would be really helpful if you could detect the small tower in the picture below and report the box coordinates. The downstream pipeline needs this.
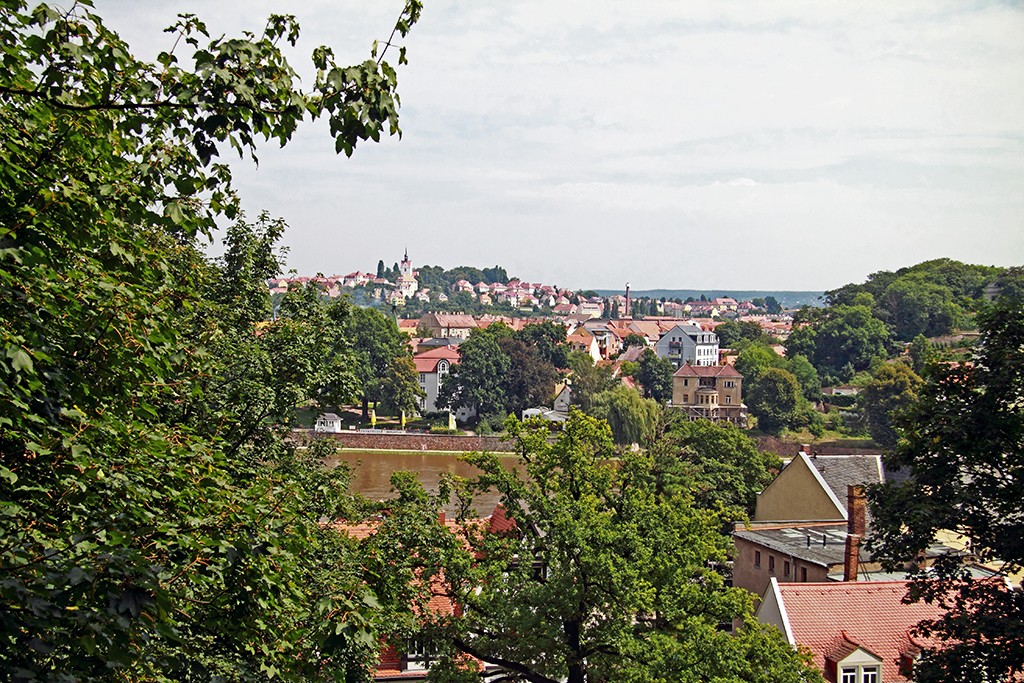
[397,248,417,299]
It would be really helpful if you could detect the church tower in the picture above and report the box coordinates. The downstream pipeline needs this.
[397,248,417,298]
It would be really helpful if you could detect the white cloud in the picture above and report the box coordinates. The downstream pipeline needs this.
[92,0,1024,289]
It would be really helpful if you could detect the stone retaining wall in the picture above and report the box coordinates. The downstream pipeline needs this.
[295,429,516,452]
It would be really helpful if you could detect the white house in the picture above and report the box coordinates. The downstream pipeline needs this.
[654,323,719,368]
[314,412,343,433]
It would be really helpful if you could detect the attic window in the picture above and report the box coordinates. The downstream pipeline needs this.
[840,666,879,683]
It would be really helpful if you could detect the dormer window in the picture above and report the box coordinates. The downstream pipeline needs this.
[840,666,879,683]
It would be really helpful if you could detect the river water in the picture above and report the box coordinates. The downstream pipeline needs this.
[326,450,517,516]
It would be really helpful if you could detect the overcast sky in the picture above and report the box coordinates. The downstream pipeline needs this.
[95,0,1024,291]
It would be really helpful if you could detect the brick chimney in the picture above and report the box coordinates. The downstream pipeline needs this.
[844,485,866,581]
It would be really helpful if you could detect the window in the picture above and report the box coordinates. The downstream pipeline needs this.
[768,555,775,573]
[841,665,880,683]
[724,380,735,388]
[405,638,437,671]
[754,551,761,567]
[419,372,426,384]
[725,395,732,404]
[784,561,790,577]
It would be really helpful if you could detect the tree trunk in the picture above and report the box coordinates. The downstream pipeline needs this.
[564,619,586,683]
[361,395,369,421]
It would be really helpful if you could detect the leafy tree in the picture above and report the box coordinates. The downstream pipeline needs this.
[346,306,422,418]
[907,334,935,375]
[734,342,785,384]
[425,412,821,683]
[566,350,617,412]
[714,320,766,348]
[589,385,661,446]
[498,337,560,418]
[636,348,675,403]
[482,265,509,284]
[785,353,822,402]
[439,323,560,420]
[764,295,782,314]
[746,367,802,435]
[786,304,891,381]
[878,273,963,341]
[0,1,422,680]
[858,362,922,450]
[518,321,569,368]
[868,297,1024,683]
[660,415,782,515]
[622,332,649,350]
[376,259,386,278]
[437,325,512,419]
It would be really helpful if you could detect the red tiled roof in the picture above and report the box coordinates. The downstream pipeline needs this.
[672,363,742,378]
[429,314,477,328]
[413,346,461,373]
[776,581,947,682]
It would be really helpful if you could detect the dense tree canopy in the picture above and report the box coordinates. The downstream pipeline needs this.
[858,362,922,450]
[438,323,561,420]
[868,297,1024,683]
[565,351,618,412]
[659,415,782,515]
[0,1,422,679]
[746,367,802,436]
[635,348,675,403]
[786,304,891,383]
[346,305,422,417]
[589,385,661,446]
[421,412,821,683]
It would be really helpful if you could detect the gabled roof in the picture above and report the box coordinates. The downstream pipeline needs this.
[427,313,477,328]
[763,579,948,682]
[672,363,742,378]
[807,455,885,518]
[413,346,461,373]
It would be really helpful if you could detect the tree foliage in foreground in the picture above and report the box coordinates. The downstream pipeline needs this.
[419,412,821,683]
[868,297,1024,683]
[0,1,421,679]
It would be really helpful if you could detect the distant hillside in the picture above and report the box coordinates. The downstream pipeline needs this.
[592,290,825,309]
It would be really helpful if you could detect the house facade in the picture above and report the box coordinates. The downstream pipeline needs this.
[419,313,477,339]
[654,323,719,368]
[754,453,888,524]
[412,346,474,421]
[670,364,747,426]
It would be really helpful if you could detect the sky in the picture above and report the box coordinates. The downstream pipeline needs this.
[94,0,1024,291]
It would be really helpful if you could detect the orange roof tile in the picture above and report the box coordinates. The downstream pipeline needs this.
[775,581,948,682]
